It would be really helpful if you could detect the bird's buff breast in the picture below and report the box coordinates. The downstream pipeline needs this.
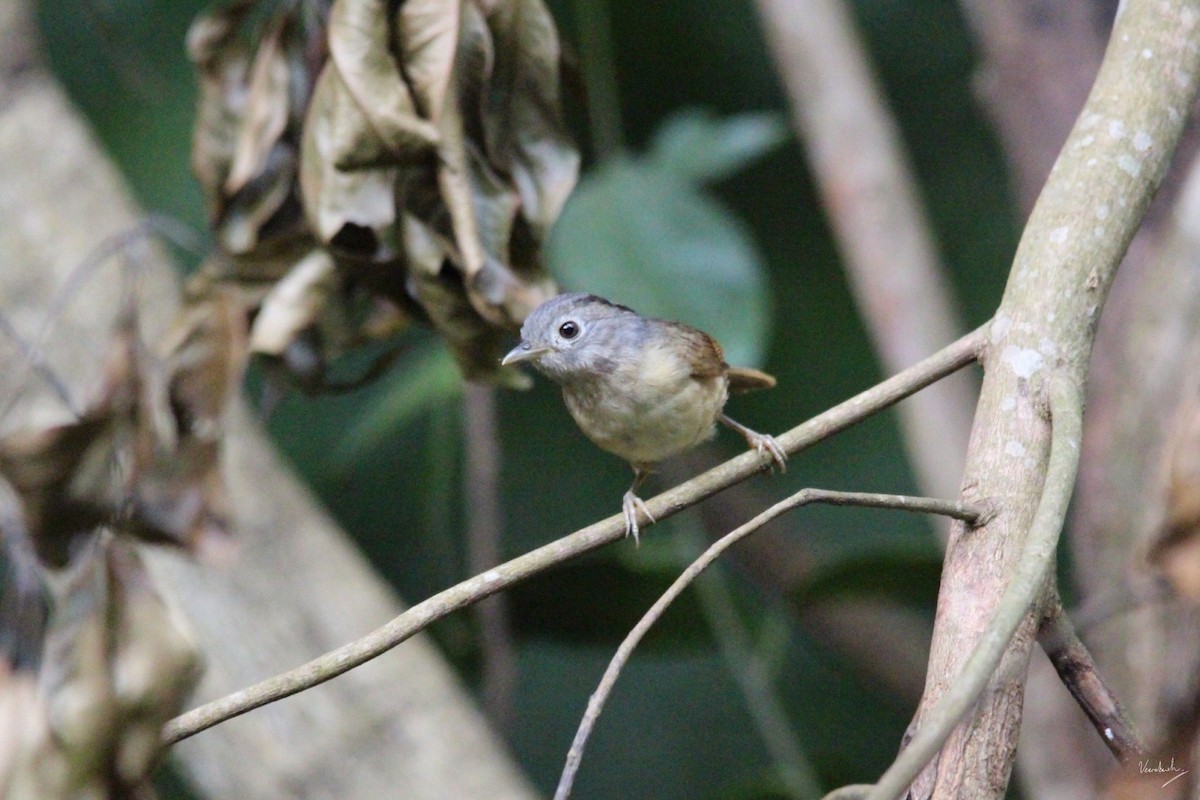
[561,344,728,466]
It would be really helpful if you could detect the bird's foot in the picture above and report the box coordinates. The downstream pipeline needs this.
[622,490,655,545]
[719,413,787,472]
[747,430,787,472]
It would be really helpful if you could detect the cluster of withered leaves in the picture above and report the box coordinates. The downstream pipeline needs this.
[0,536,201,800]
[0,295,245,798]
[189,0,579,390]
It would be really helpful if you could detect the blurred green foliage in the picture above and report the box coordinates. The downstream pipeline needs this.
[37,0,1021,797]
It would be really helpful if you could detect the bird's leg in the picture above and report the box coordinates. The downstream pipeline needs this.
[719,413,787,472]
[622,466,655,544]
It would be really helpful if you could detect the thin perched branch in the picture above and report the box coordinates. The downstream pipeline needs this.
[555,490,986,800]
[847,375,1083,800]
[1037,595,1147,763]
[754,0,975,504]
[162,325,986,746]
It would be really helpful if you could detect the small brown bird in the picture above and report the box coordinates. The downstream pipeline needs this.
[502,292,786,541]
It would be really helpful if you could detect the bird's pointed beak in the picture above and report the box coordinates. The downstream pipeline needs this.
[501,342,551,366]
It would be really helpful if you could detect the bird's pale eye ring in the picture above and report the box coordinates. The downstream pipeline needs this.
[559,320,580,340]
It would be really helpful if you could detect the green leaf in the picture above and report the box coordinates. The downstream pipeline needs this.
[547,154,771,366]
[325,343,464,475]
[651,109,789,183]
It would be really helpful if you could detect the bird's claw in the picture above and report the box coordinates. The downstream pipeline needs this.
[622,490,655,545]
[749,432,788,472]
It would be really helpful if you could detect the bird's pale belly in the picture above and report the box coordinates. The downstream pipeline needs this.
[562,371,728,467]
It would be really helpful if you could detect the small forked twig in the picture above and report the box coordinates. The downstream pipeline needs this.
[553,490,984,800]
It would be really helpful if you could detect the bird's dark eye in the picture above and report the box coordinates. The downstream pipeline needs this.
[559,320,580,340]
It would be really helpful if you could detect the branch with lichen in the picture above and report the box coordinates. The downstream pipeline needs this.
[868,1,1200,798]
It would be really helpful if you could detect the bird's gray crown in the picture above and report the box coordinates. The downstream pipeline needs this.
[515,292,643,383]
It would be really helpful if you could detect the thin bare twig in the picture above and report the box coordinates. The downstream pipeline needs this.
[161,325,986,746]
[1037,596,1147,763]
[463,383,517,731]
[844,375,1083,800]
[0,214,203,423]
[554,491,984,800]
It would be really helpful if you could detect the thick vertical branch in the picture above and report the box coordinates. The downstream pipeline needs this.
[909,2,1200,798]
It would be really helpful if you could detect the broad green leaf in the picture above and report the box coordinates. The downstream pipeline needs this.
[651,109,789,183]
[548,154,771,367]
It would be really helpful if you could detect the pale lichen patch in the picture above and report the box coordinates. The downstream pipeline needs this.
[990,314,1011,344]
[1001,345,1044,379]
[1117,154,1142,177]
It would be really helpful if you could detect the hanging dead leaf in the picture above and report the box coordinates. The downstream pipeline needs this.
[403,212,530,388]
[301,66,404,257]
[1150,399,1200,601]
[129,291,245,556]
[2,535,201,800]
[250,248,339,355]
[225,14,293,195]
[327,0,440,161]
[397,0,462,125]
[481,0,579,240]
[187,0,255,222]
[193,0,579,392]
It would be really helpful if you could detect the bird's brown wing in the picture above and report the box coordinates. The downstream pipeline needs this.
[664,320,777,391]
[665,321,727,380]
[726,365,777,393]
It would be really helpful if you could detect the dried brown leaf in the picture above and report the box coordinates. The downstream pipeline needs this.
[481,0,579,239]
[1151,401,1200,601]
[398,0,462,125]
[250,248,339,355]
[301,66,403,255]
[187,1,254,219]
[327,0,440,161]
[224,16,292,195]
[130,289,247,555]
[7,536,202,799]
[403,213,531,388]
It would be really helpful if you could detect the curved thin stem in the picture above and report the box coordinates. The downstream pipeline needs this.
[161,325,985,746]
[845,374,1083,800]
[554,490,984,800]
